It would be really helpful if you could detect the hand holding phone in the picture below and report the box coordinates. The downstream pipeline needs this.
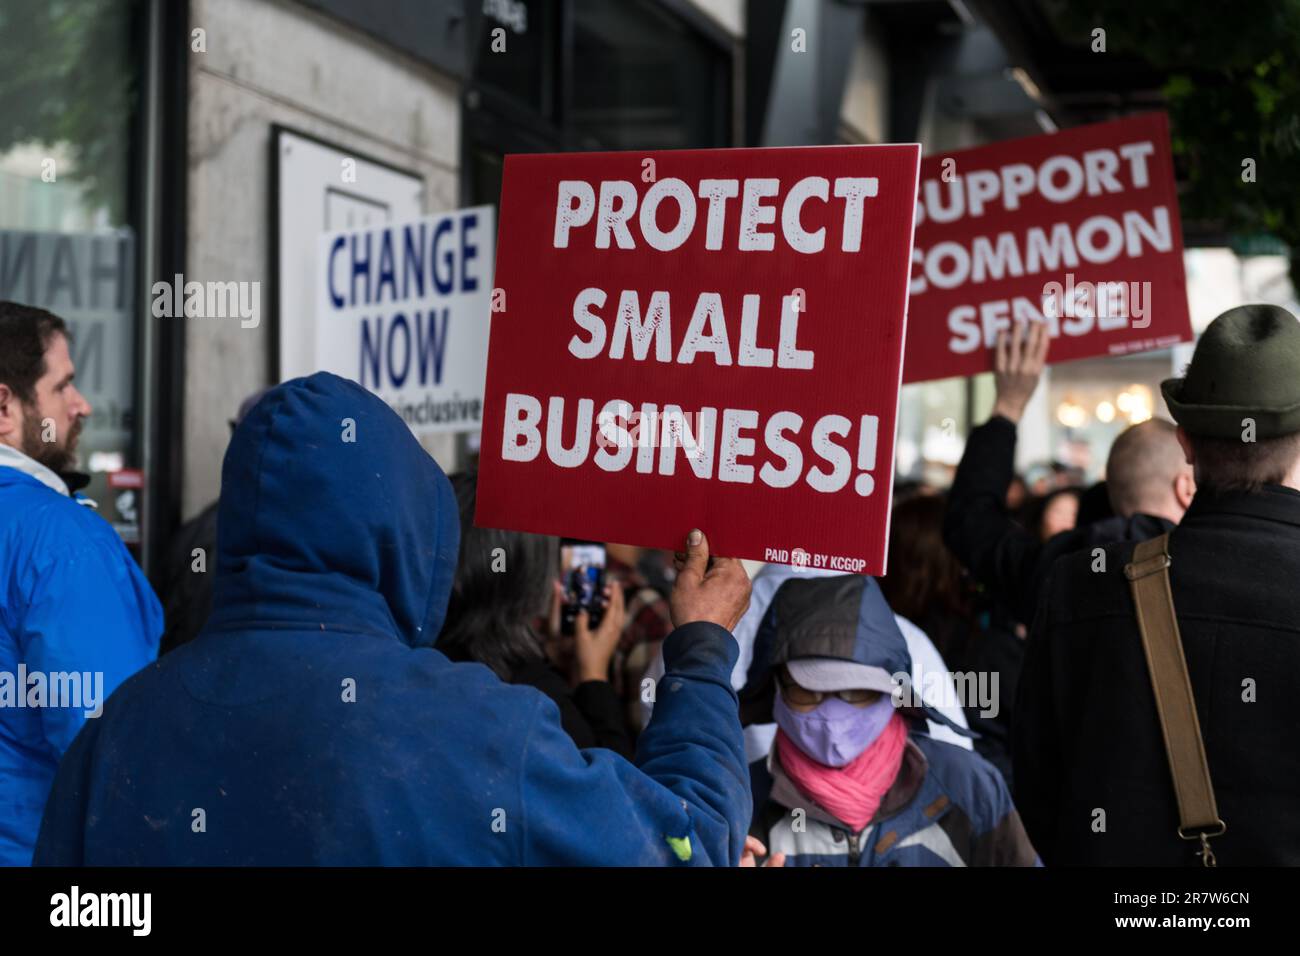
[560,540,607,636]
[573,581,625,683]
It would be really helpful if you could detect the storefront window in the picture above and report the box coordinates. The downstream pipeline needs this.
[895,378,968,488]
[0,0,143,546]
[571,0,731,150]
[471,0,556,119]
[1045,355,1167,487]
[465,0,733,201]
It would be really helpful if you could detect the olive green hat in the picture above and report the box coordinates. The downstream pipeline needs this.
[1161,304,1300,439]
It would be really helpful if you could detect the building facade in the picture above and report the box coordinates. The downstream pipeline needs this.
[1,0,1293,578]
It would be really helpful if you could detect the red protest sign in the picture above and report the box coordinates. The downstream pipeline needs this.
[476,145,921,574]
[903,113,1192,384]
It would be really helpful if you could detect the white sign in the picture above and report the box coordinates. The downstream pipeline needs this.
[316,208,495,433]
[275,128,423,385]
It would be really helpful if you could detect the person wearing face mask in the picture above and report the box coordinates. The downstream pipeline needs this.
[740,575,1038,867]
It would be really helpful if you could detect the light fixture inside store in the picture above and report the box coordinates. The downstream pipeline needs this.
[1096,400,1116,423]
[1007,66,1043,103]
[946,0,977,28]
[1056,400,1088,429]
[1124,385,1154,424]
[1128,398,1153,424]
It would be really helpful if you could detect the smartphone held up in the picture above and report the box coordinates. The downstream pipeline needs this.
[559,539,607,635]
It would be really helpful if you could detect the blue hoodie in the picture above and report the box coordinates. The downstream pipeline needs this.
[34,373,750,865]
[0,446,161,866]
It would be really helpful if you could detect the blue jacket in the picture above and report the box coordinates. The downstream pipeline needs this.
[0,449,161,866]
[34,372,750,866]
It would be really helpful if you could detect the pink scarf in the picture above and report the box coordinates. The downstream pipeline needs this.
[776,713,908,831]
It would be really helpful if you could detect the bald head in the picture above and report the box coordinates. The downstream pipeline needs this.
[1106,419,1195,522]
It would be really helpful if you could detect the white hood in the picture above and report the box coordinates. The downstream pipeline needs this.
[0,443,70,495]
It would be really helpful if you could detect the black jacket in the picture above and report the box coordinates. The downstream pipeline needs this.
[944,416,1174,626]
[1015,485,1300,865]
[156,500,219,655]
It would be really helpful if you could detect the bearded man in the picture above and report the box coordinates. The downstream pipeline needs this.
[0,301,161,866]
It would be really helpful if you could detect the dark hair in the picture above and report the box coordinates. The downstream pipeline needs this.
[879,494,971,662]
[1030,486,1082,541]
[1188,431,1300,494]
[1077,480,1114,527]
[438,468,558,680]
[891,479,925,504]
[0,302,69,404]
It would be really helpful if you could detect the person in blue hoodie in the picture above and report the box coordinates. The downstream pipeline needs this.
[34,371,754,866]
[0,302,162,866]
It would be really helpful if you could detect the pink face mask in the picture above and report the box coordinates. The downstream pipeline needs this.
[773,690,895,767]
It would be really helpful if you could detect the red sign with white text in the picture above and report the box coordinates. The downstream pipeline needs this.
[903,113,1192,383]
[476,145,921,573]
